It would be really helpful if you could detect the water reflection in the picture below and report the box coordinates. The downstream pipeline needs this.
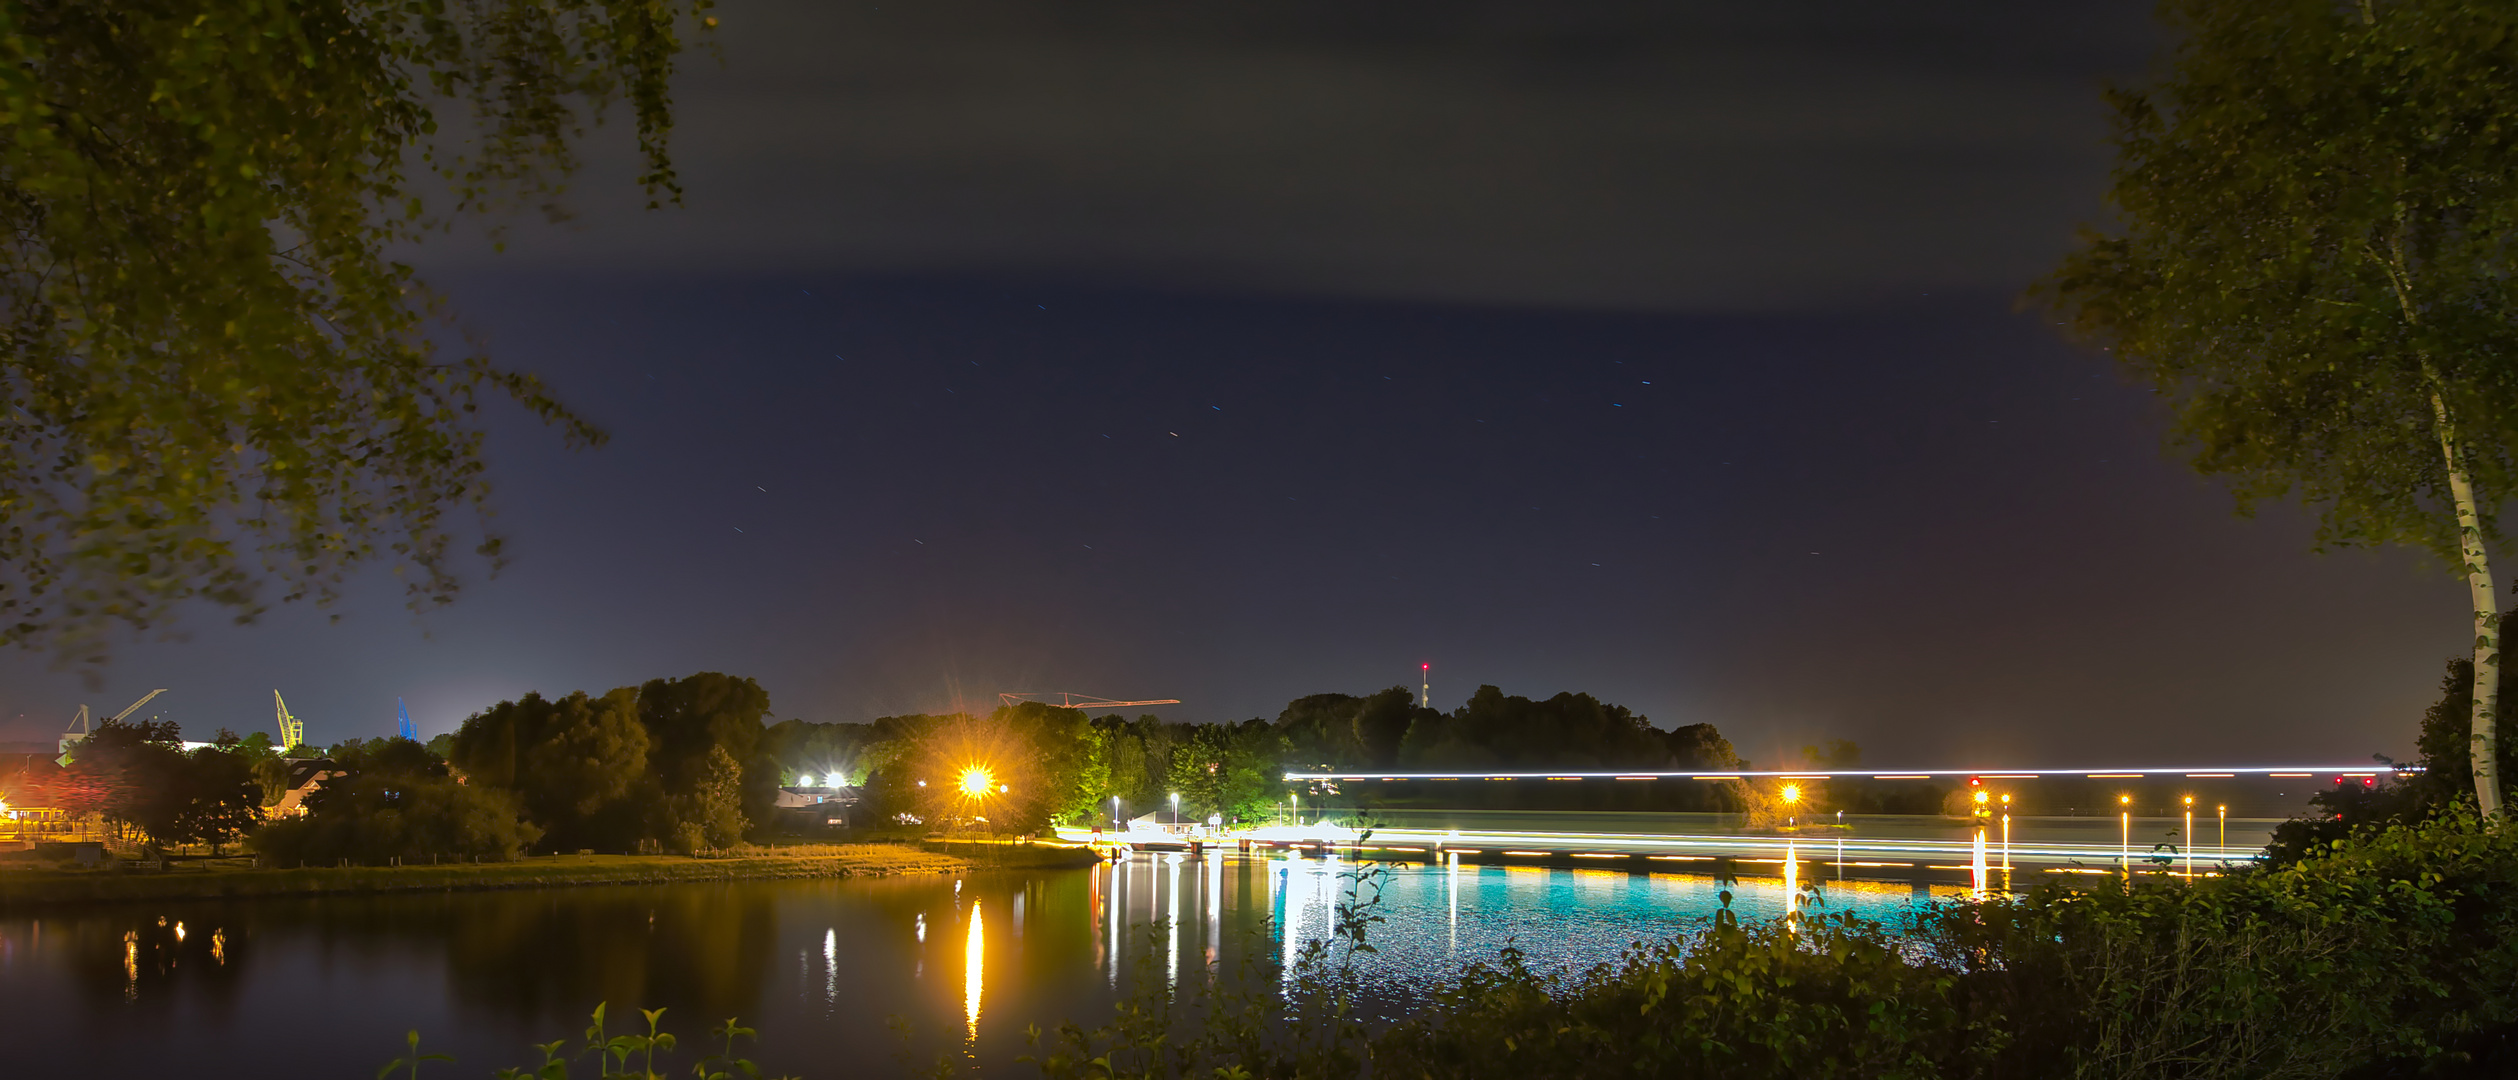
[0,854,1963,1079]
[964,900,984,1042]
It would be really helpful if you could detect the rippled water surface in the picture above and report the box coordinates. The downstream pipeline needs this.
[0,853,1957,1077]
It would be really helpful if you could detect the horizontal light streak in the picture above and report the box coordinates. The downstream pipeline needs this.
[2184,773,2233,778]
[1349,826,2263,870]
[1571,853,1627,859]
[1284,765,2403,781]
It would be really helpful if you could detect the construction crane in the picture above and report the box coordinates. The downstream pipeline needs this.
[273,691,305,752]
[997,692,1181,711]
[57,688,169,764]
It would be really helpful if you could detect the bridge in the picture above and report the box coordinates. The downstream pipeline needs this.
[1221,762,2409,886]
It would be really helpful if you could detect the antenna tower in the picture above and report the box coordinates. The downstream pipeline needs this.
[274,691,305,751]
[1421,663,1430,709]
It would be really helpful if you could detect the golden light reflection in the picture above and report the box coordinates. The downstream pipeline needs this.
[1782,841,1798,929]
[963,899,984,1043]
[1778,784,1802,805]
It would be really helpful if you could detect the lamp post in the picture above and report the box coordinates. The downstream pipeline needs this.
[1170,792,1180,835]
[2217,804,2227,860]
[1779,783,1801,829]
[2000,793,2012,874]
[2119,794,2131,874]
[2181,795,2194,880]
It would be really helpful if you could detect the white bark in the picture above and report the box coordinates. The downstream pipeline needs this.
[2432,391,2503,817]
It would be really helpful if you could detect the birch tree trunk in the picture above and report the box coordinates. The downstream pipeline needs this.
[2432,392,2504,817]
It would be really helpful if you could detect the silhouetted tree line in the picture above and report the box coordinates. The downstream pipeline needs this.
[766,684,1797,828]
[443,672,777,853]
[0,719,264,853]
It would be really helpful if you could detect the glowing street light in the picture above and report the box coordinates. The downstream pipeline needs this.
[2182,795,2195,880]
[960,766,996,798]
[2217,803,2227,859]
[2119,794,2131,873]
[2000,793,2012,874]
[1778,783,1801,828]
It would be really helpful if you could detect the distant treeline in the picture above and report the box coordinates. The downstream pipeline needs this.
[0,676,1940,860]
[764,684,1918,827]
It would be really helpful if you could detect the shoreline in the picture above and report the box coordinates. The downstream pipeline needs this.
[0,840,1102,910]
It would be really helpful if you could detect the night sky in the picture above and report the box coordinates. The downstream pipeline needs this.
[0,1,2468,767]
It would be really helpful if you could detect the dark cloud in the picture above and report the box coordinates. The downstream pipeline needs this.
[458,0,2158,310]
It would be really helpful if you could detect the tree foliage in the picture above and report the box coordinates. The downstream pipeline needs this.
[2039,0,2518,812]
[0,0,712,659]
[54,717,259,849]
[252,738,538,864]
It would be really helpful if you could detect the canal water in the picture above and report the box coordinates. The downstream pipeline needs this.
[0,853,1956,1077]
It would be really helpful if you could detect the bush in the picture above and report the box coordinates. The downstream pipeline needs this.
[250,774,540,865]
[1037,812,2518,1080]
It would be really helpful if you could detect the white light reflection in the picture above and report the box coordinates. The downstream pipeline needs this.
[1446,851,1460,955]
[1277,854,1300,988]
[1165,854,1182,990]
[1206,849,1224,977]
[823,928,839,1002]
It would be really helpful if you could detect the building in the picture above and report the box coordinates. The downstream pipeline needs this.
[774,784,863,829]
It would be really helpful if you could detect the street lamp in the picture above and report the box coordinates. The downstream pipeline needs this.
[1170,792,1180,833]
[1999,793,2012,873]
[1778,783,1801,828]
[2181,795,2195,879]
[2119,794,2131,873]
[2217,803,2227,859]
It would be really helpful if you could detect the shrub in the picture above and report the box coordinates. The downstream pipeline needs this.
[250,774,540,865]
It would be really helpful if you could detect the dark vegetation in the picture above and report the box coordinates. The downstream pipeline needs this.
[3,675,1802,863]
[1010,651,2518,1080]
[1026,810,2518,1080]
[2268,656,2518,864]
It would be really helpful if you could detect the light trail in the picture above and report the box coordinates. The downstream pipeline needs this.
[1320,825,2261,868]
[1281,764,2405,781]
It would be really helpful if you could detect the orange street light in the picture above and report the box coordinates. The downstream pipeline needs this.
[960,766,996,798]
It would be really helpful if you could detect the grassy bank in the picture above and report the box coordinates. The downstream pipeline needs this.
[0,840,1091,909]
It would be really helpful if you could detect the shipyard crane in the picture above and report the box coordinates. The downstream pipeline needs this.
[997,692,1181,711]
[57,688,169,764]
[273,691,305,752]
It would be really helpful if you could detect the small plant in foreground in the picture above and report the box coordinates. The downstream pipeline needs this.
[384,1003,794,1080]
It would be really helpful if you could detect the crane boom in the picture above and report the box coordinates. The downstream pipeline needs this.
[56,688,167,764]
[108,688,168,724]
[273,691,305,752]
[997,692,1182,711]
